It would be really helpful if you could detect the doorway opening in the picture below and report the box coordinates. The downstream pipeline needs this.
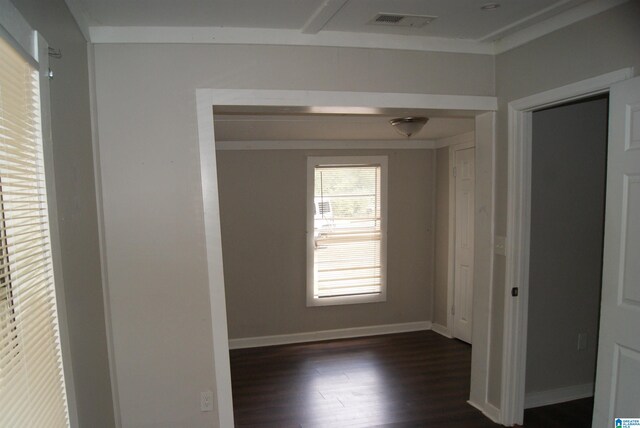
[523,94,608,426]
[195,89,497,427]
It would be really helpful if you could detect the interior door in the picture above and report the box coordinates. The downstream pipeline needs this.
[592,76,640,426]
[453,147,475,344]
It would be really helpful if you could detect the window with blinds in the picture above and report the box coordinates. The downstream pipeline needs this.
[0,36,70,427]
[307,156,387,306]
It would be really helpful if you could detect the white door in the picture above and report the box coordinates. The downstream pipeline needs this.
[453,147,475,344]
[592,76,640,427]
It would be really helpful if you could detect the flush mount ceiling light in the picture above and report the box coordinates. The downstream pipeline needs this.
[389,117,429,138]
[481,2,501,10]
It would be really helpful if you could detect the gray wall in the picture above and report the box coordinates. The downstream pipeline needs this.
[491,1,640,407]
[433,147,450,327]
[526,97,607,395]
[10,1,115,426]
[92,43,494,427]
[217,149,434,339]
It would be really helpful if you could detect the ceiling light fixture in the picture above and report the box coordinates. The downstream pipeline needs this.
[389,117,428,138]
[481,2,501,10]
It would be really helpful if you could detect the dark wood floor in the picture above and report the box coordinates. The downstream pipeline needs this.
[230,331,594,427]
[230,330,500,427]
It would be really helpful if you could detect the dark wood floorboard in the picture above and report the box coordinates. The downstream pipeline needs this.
[230,331,500,427]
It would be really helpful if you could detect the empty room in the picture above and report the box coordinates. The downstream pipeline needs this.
[1,1,639,427]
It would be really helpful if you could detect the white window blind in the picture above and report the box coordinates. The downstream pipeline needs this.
[308,157,387,305]
[0,36,70,427]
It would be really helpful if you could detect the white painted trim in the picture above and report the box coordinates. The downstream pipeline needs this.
[467,111,496,421]
[63,0,91,41]
[81,0,628,55]
[215,139,439,150]
[434,131,475,149]
[447,138,476,341]
[501,68,632,427]
[431,323,452,339]
[468,399,501,424]
[0,0,38,63]
[206,89,497,112]
[195,90,235,428]
[37,34,79,428]
[89,26,495,54]
[229,321,432,349]
[494,0,628,54]
[197,88,496,428]
[301,0,348,34]
[511,68,633,111]
[87,44,122,428]
[524,383,594,409]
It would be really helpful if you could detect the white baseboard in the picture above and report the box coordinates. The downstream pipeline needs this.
[524,383,594,409]
[229,321,432,349]
[468,399,501,424]
[431,322,453,338]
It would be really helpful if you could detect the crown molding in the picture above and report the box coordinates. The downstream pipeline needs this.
[494,0,628,54]
[89,26,495,54]
[77,0,628,56]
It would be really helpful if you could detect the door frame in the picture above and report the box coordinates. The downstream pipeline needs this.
[195,89,497,428]
[448,138,476,341]
[500,68,633,426]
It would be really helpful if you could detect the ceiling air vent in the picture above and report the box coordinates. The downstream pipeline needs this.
[369,13,437,28]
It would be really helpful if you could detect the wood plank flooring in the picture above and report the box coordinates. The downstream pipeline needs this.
[230,330,500,427]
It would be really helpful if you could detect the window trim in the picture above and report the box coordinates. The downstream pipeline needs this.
[306,156,388,307]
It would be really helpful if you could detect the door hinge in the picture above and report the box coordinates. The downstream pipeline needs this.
[453,167,457,177]
[451,305,455,315]
[511,287,519,297]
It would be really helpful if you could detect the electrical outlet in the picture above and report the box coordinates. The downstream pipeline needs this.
[201,390,214,412]
[577,333,588,351]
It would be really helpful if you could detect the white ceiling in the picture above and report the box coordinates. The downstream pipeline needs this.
[214,114,475,142]
[68,0,624,52]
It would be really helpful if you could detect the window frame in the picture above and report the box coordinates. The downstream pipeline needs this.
[306,156,388,307]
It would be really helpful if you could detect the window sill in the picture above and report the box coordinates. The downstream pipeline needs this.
[307,293,386,307]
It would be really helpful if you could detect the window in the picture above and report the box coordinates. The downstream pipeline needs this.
[0,33,70,427]
[307,156,387,306]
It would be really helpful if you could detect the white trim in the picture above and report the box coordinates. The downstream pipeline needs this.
[524,383,594,409]
[196,90,235,428]
[206,89,497,112]
[494,0,628,54]
[431,323,452,339]
[0,0,38,62]
[37,34,79,428]
[306,155,388,307]
[434,131,475,149]
[447,138,476,340]
[215,139,439,150]
[501,68,633,427]
[89,26,495,55]
[468,399,501,424]
[197,88,496,428]
[87,44,122,428]
[301,0,349,34]
[80,0,628,55]
[229,321,432,349]
[63,0,91,41]
[467,111,496,420]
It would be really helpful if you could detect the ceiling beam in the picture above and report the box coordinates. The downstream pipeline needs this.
[301,0,349,34]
